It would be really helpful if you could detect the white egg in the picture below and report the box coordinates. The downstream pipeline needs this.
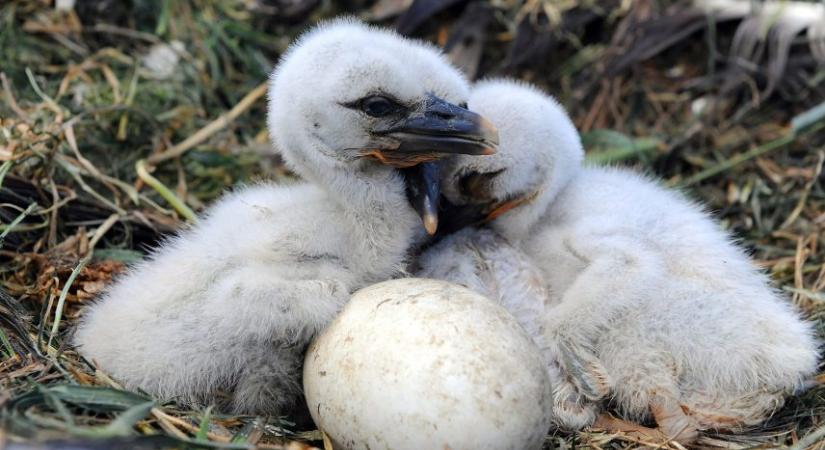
[303,278,552,450]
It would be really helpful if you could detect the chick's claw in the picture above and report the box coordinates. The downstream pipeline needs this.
[557,337,611,401]
[541,336,608,430]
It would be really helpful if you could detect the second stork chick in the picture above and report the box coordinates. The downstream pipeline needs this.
[420,79,819,443]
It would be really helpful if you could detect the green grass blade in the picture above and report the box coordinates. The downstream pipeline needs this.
[49,384,152,412]
[196,406,213,441]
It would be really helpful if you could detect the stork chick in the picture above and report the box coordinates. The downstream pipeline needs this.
[422,79,819,443]
[74,19,497,414]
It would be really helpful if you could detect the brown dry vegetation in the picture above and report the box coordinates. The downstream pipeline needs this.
[1,0,824,449]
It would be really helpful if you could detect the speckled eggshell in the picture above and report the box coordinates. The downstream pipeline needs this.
[303,278,552,450]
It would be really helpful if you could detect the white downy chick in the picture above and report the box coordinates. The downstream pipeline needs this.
[74,19,498,415]
[422,79,819,443]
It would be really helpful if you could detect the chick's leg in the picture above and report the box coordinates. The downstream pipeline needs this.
[580,389,699,445]
[651,398,699,444]
[542,234,665,430]
[201,265,349,414]
[545,357,600,429]
[598,343,700,444]
[231,342,305,414]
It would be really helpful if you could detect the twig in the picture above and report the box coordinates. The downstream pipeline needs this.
[153,407,233,443]
[0,72,29,120]
[24,67,64,121]
[791,100,825,133]
[62,125,123,202]
[54,155,127,215]
[150,408,190,440]
[784,286,825,303]
[86,24,164,45]
[147,81,268,164]
[0,327,15,359]
[117,69,140,141]
[790,422,825,450]
[47,214,120,350]
[586,137,662,164]
[46,258,87,352]
[47,177,59,248]
[55,152,139,205]
[675,122,825,187]
[780,150,825,229]
[0,160,13,188]
[135,160,197,222]
[0,202,38,249]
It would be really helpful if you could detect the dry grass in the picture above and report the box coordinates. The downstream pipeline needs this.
[0,0,823,449]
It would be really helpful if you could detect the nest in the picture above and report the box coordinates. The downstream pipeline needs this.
[1,0,823,448]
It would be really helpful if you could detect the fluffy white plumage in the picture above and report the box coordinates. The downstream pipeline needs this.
[74,19,474,414]
[420,79,820,441]
[417,227,548,342]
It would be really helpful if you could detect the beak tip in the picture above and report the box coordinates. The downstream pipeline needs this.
[423,214,438,235]
[482,146,496,156]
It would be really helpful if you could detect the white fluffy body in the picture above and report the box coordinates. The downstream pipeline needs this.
[74,19,471,414]
[417,228,548,342]
[422,79,820,439]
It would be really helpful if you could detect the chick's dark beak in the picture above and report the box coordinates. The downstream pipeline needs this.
[364,94,499,169]
[388,94,499,156]
[403,162,441,235]
[360,94,498,235]
[438,169,540,233]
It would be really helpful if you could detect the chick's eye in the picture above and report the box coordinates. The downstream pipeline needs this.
[361,96,396,117]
